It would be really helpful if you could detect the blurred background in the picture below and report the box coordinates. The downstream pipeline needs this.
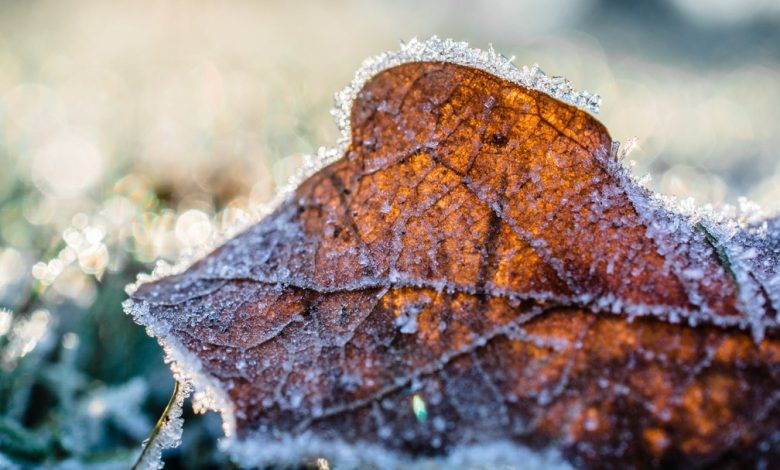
[0,0,778,468]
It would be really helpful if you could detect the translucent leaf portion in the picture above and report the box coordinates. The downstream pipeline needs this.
[125,43,780,469]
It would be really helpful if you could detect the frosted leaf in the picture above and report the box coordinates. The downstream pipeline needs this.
[125,39,780,469]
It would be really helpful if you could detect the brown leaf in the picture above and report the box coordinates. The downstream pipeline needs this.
[127,56,780,469]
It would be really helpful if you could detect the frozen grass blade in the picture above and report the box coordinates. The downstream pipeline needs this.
[132,381,187,470]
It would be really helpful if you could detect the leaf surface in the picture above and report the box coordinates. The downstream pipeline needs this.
[128,60,780,469]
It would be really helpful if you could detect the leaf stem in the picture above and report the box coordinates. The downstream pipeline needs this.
[132,381,181,470]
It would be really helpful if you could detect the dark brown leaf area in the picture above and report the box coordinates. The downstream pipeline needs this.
[133,63,780,469]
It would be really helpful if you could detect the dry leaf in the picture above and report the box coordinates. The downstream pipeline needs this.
[126,39,780,469]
